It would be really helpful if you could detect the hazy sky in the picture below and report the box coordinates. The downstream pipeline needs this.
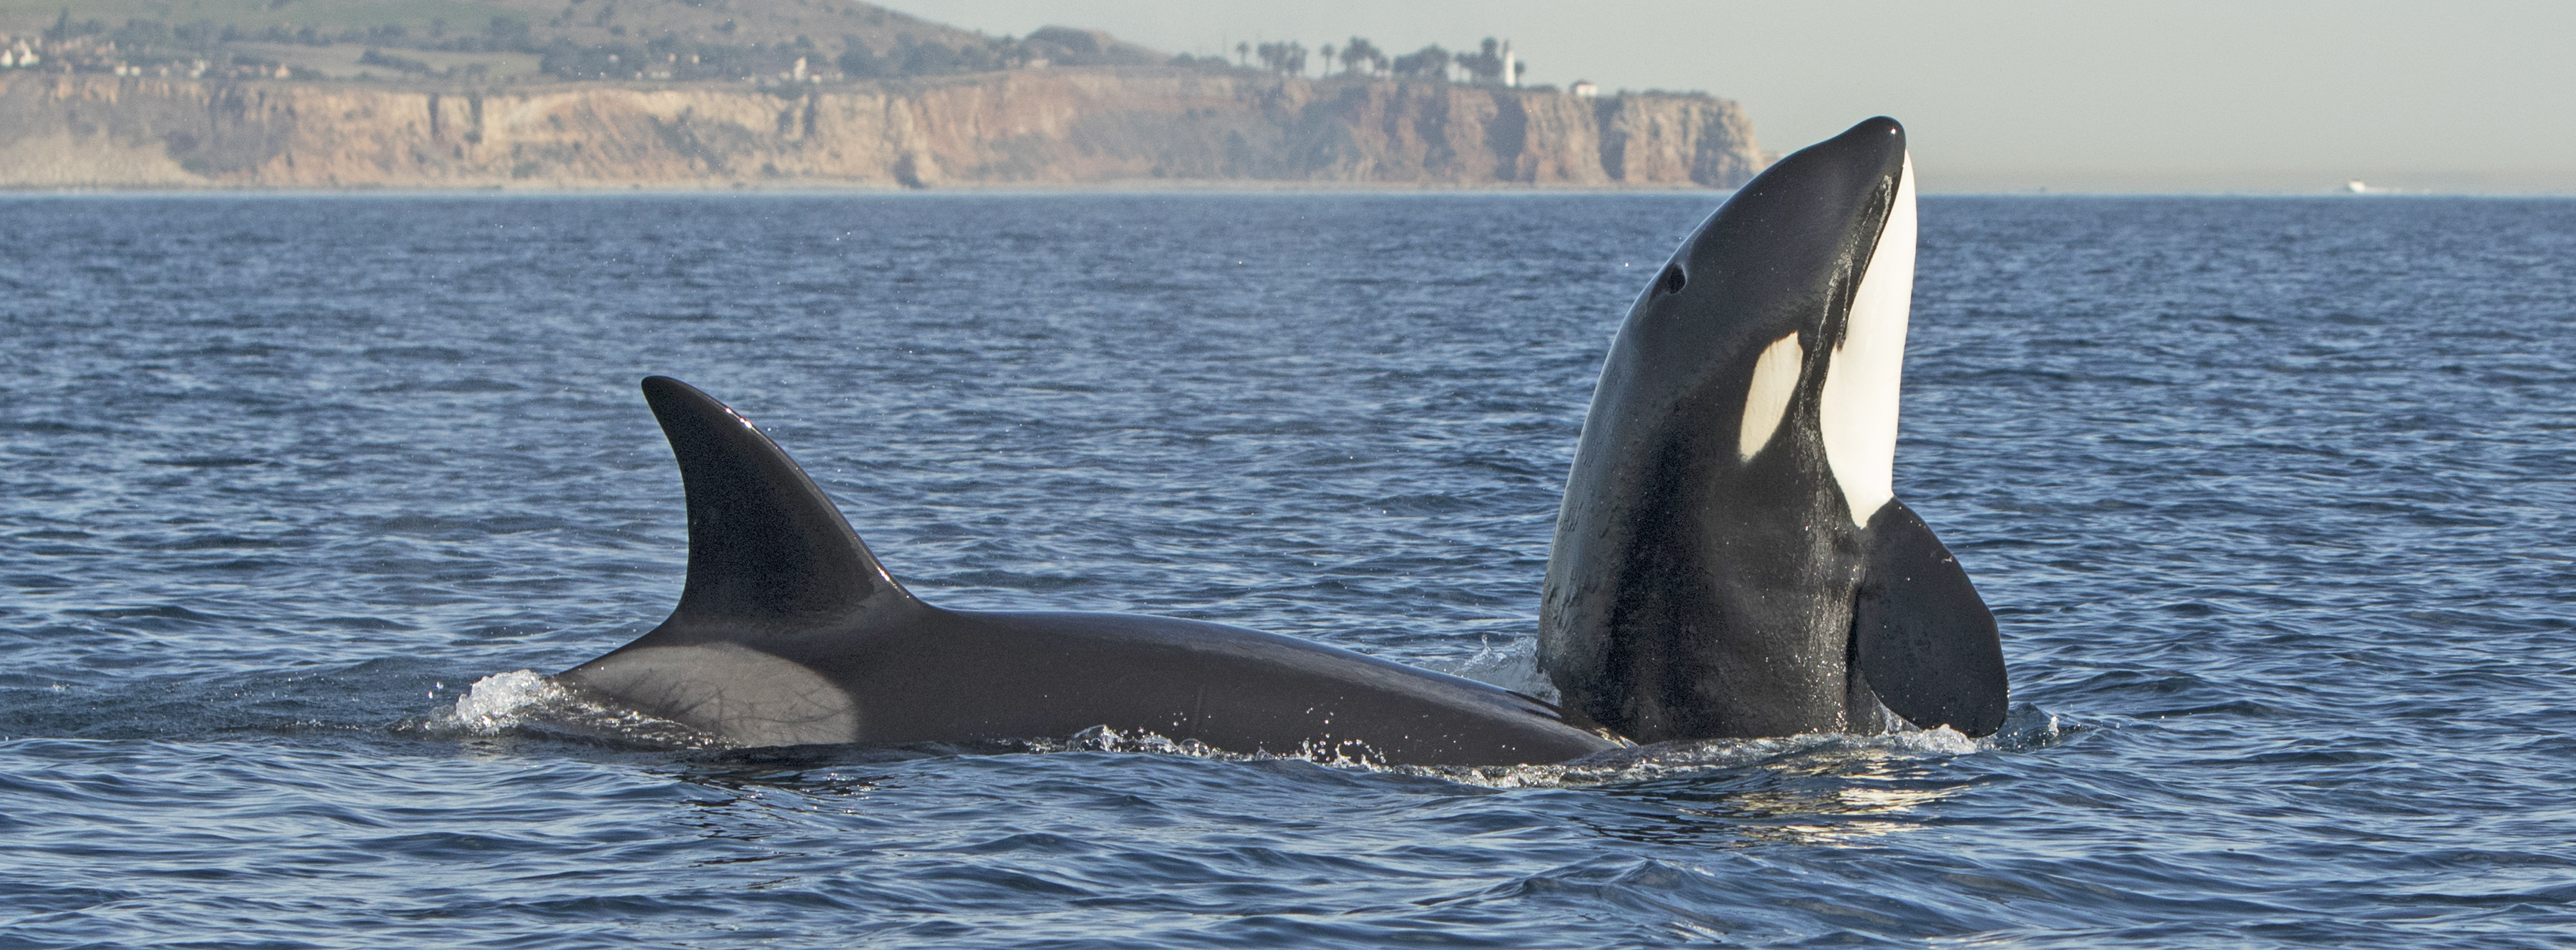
[889,1,2575,193]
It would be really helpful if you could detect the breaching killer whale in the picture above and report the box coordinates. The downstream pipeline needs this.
[1540,116,2010,742]
[558,376,1627,766]
[556,115,2005,765]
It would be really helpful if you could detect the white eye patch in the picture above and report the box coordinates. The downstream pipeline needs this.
[1738,331,1804,462]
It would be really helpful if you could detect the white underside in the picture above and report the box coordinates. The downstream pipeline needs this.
[1816,151,1915,525]
[1738,331,1805,461]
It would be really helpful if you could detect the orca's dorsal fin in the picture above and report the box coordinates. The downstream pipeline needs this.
[642,376,920,632]
[1851,498,2010,737]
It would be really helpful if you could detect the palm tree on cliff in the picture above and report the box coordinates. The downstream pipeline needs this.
[1392,44,1449,80]
[1320,43,1335,77]
[1256,41,1305,77]
[1235,41,1249,67]
[1341,37,1383,77]
[1458,37,1505,84]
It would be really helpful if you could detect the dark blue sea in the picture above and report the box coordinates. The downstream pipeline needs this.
[3,191,2571,948]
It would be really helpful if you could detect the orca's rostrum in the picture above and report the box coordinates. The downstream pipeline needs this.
[558,116,2007,765]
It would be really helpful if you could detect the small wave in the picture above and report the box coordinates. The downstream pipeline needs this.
[155,534,291,551]
[1417,728,1982,790]
[417,378,526,394]
[1987,702,2076,750]
[1022,725,1432,770]
[1019,704,2076,790]
[0,420,102,435]
[1439,704,2073,788]
[140,456,267,468]
[1028,724,1236,758]
[360,346,468,362]
[67,605,227,622]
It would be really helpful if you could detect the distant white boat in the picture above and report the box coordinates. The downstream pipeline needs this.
[2345,179,2370,193]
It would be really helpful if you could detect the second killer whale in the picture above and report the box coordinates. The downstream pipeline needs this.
[561,376,1624,767]
[554,116,2008,765]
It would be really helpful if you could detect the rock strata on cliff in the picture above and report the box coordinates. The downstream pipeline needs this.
[0,69,1762,189]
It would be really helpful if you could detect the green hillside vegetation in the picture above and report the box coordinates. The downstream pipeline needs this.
[0,0,1172,82]
[0,0,990,53]
[1,0,1547,91]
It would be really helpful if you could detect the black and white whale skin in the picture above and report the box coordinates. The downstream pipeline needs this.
[557,117,2002,762]
[1539,116,2010,743]
[559,377,1626,766]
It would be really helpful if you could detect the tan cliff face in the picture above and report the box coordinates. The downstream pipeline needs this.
[0,69,1762,190]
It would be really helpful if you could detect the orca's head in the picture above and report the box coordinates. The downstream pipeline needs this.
[1619,116,1916,525]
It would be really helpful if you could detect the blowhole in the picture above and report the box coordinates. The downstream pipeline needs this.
[1659,265,1686,295]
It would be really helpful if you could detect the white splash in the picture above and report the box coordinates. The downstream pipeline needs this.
[1891,724,1980,755]
[447,669,568,735]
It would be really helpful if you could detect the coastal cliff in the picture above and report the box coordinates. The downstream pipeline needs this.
[0,69,1762,189]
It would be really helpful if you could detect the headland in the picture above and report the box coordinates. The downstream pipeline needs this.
[0,3,1763,190]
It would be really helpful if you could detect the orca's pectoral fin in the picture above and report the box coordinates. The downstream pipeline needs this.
[1852,499,2008,737]
[641,375,921,634]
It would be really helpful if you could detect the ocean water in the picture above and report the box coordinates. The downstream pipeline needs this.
[2,191,2571,948]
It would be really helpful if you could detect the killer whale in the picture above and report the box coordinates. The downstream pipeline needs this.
[556,117,2005,764]
[1539,116,2010,742]
[558,376,1626,766]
